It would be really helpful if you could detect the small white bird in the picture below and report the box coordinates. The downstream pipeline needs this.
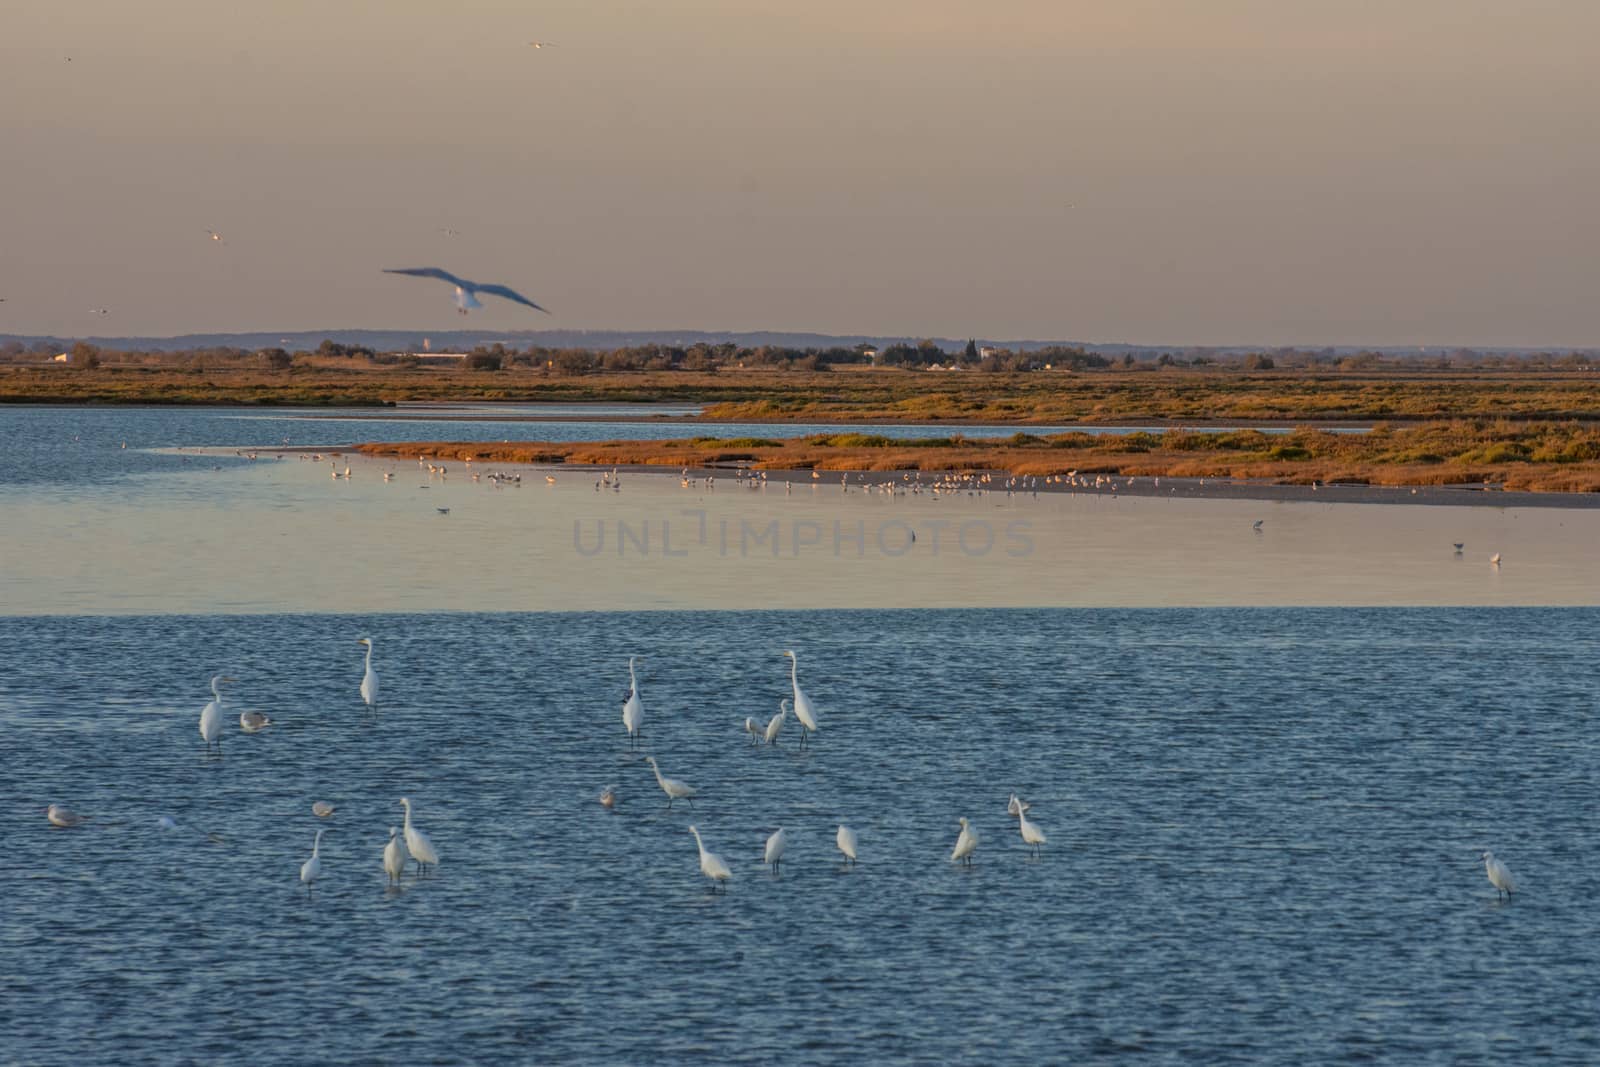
[383,826,408,885]
[836,824,858,866]
[1490,553,1502,566]
[205,228,225,244]
[1015,802,1047,857]
[1483,850,1516,900]
[764,828,787,874]
[689,824,732,891]
[951,817,978,866]
[763,699,789,746]
[239,710,273,733]
[357,637,379,712]
[45,804,87,828]
[312,801,336,818]
[645,756,697,808]
[199,674,234,752]
[743,716,760,743]
[528,40,558,48]
[301,829,326,895]
[399,797,440,874]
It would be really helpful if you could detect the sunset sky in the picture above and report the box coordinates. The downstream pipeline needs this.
[3,1,1596,344]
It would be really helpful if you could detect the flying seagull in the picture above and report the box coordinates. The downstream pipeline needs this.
[382,267,549,315]
[528,40,558,48]
[206,228,225,244]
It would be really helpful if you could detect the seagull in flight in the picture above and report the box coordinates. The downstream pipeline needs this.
[382,267,549,315]
[88,307,109,315]
[1252,519,1264,531]
[528,40,558,49]
[205,228,225,245]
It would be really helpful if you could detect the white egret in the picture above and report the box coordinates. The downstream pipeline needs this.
[45,804,87,828]
[836,824,858,866]
[599,785,618,810]
[1483,850,1516,900]
[239,710,272,733]
[764,827,787,874]
[1016,802,1047,857]
[622,657,643,748]
[688,825,732,891]
[783,650,818,747]
[399,797,441,874]
[383,826,408,885]
[312,801,336,818]
[743,717,760,743]
[1006,793,1023,816]
[644,756,697,808]
[951,817,978,866]
[763,700,789,746]
[301,829,326,896]
[357,638,379,712]
[199,674,234,752]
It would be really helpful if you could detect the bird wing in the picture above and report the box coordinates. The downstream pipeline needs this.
[472,283,549,313]
[383,267,469,287]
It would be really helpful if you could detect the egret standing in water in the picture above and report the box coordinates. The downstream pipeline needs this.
[301,829,327,897]
[1014,801,1047,857]
[836,824,858,867]
[199,675,234,752]
[764,828,787,874]
[644,756,697,808]
[689,825,732,892]
[357,638,379,713]
[383,826,408,885]
[1483,850,1516,900]
[783,651,818,748]
[951,817,978,866]
[763,700,789,746]
[399,797,440,875]
[622,657,644,748]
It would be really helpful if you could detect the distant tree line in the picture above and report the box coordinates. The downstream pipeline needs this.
[0,337,1593,374]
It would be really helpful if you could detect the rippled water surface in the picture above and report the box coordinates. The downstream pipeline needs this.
[4,608,1599,1065]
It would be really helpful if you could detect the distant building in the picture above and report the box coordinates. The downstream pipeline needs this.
[53,352,71,362]
[407,352,469,364]
[862,347,880,365]
[979,346,1000,360]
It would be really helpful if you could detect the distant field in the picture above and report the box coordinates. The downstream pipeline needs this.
[6,362,1600,424]
[356,419,1600,493]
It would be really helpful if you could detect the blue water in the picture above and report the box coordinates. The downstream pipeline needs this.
[0,405,1353,490]
[4,608,1598,1065]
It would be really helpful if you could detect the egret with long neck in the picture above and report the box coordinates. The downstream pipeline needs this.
[622,657,643,748]
[399,797,440,875]
[357,638,379,713]
[783,651,818,748]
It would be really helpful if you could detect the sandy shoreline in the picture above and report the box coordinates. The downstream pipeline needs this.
[253,445,1600,509]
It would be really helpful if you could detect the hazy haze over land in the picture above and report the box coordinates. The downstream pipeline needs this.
[3,1,1596,345]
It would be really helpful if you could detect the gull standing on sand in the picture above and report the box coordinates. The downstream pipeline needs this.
[951,817,978,866]
[689,825,731,891]
[644,756,697,808]
[382,267,549,316]
[383,826,408,885]
[1483,850,1516,900]
[399,797,440,874]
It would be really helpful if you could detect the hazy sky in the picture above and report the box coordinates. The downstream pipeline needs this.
[3,1,1597,345]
